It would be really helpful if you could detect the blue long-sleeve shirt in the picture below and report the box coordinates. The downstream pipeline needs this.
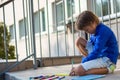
[82,23,119,64]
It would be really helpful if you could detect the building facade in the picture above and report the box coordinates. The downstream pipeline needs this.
[0,0,120,60]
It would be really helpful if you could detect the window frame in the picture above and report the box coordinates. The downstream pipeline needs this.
[52,0,76,32]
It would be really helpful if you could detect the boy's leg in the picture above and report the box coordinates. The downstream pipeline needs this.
[69,65,108,76]
[70,57,110,76]
[86,67,108,75]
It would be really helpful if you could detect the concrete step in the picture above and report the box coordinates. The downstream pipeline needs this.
[5,60,120,80]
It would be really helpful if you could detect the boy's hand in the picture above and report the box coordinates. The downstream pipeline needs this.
[69,67,75,76]
[69,65,86,76]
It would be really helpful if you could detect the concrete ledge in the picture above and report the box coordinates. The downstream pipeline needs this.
[37,56,82,67]
[1,55,120,73]
[0,60,33,73]
[0,56,82,73]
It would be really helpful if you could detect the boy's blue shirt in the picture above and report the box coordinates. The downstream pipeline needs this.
[82,23,119,64]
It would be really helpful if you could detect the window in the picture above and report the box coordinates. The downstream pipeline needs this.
[52,0,75,29]
[9,25,14,40]
[41,9,46,32]
[94,0,111,17]
[56,1,64,26]
[19,19,28,38]
[67,0,75,18]
[34,9,46,33]
[34,12,40,33]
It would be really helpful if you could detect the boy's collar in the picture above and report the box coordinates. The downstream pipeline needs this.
[92,23,102,36]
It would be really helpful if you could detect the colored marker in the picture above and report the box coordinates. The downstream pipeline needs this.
[29,75,43,80]
[34,76,43,79]
[48,76,59,80]
[55,73,69,76]
[40,75,55,80]
[58,76,65,80]
[72,59,74,68]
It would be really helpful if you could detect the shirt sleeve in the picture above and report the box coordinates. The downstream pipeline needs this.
[82,28,111,63]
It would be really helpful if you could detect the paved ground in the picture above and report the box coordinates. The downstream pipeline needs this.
[5,60,120,80]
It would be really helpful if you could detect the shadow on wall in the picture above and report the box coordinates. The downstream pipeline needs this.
[66,21,88,40]
[66,21,77,34]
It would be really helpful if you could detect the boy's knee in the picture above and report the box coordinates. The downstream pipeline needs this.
[76,65,86,76]
[75,37,86,47]
[75,38,80,46]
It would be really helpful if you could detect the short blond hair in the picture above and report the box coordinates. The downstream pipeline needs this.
[75,11,99,30]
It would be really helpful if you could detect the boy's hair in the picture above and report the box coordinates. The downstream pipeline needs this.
[75,11,100,30]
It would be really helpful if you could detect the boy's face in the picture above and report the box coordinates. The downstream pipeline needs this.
[82,22,97,34]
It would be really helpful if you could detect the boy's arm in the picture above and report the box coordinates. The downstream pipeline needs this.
[83,28,111,62]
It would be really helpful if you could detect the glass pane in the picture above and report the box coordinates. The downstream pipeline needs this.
[67,0,75,18]
[19,20,24,38]
[19,19,28,38]
[41,9,46,32]
[95,0,102,17]
[34,12,39,33]
[56,2,64,26]
[9,25,14,40]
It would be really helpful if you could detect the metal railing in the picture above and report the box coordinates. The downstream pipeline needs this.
[0,0,37,76]
[0,0,120,77]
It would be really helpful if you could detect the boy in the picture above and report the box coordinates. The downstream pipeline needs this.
[69,11,119,76]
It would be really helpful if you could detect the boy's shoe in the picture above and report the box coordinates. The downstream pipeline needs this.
[108,64,116,73]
